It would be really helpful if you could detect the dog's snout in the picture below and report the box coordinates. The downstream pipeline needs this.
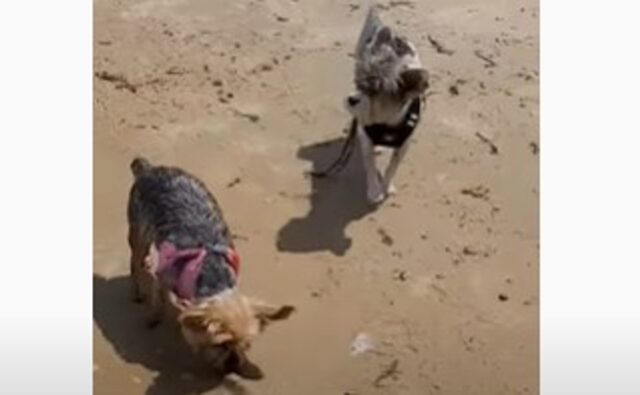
[347,96,360,106]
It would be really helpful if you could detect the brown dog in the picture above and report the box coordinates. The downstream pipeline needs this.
[127,157,294,379]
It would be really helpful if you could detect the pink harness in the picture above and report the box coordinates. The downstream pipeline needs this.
[155,241,239,300]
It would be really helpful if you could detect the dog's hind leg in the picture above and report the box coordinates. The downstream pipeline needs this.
[382,141,410,197]
[357,127,385,204]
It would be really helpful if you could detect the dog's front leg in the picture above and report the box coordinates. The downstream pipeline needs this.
[382,141,410,197]
[128,227,146,303]
[357,127,385,204]
[146,276,164,329]
[141,252,164,329]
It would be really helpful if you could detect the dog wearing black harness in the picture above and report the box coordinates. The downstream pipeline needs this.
[311,5,429,204]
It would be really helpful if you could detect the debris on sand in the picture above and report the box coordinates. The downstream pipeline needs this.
[373,359,400,387]
[227,177,242,188]
[379,0,415,10]
[427,35,454,55]
[377,228,394,246]
[350,333,375,356]
[94,71,137,93]
[231,233,249,242]
[448,79,466,96]
[461,335,475,352]
[231,108,261,123]
[389,0,415,8]
[474,50,497,68]
[498,293,509,302]
[461,185,490,200]
[166,66,188,75]
[475,132,499,155]
[393,269,408,282]
[462,246,479,256]
[529,141,539,155]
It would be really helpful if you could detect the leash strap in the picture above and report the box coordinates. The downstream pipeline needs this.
[309,118,358,178]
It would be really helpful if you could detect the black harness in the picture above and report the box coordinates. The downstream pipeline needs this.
[363,97,422,148]
[309,97,422,178]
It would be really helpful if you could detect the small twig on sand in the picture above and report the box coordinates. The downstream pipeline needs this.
[231,233,249,242]
[461,185,490,200]
[230,108,261,123]
[427,35,454,55]
[475,132,499,155]
[94,71,138,93]
[373,359,400,388]
[474,50,497,68]
[226,177,242,188]
[388,0,415,9]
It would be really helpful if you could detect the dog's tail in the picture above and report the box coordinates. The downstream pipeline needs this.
[355,2,383,59]
[130,157,152,178]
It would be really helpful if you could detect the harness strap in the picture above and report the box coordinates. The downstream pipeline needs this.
[363,97,422,148]
[155,241,240,300]
[210,243,240,276]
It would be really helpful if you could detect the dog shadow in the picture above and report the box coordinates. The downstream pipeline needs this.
[93,274,249,395]
[276,136,375,256]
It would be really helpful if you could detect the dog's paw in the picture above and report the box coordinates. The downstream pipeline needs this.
[386,183,397,196]
[367,190,387,205]
[367,173,387,204]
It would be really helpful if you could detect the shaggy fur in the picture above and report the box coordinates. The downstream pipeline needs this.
[127,157,294,380]
[345,5,429,203]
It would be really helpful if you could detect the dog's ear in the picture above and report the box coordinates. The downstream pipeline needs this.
[399,68,429,97]
[373,26,393,48]
[246,297,295,328]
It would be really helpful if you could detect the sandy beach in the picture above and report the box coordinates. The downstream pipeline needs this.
[94,0,539,393]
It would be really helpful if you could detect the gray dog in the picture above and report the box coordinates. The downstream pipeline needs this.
[312,5,429,204]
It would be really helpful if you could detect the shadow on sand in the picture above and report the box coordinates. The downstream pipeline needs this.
[93,274,249,395]
[276,136,375,256]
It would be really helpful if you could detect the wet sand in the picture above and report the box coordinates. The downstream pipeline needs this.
[94,0,539,393]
